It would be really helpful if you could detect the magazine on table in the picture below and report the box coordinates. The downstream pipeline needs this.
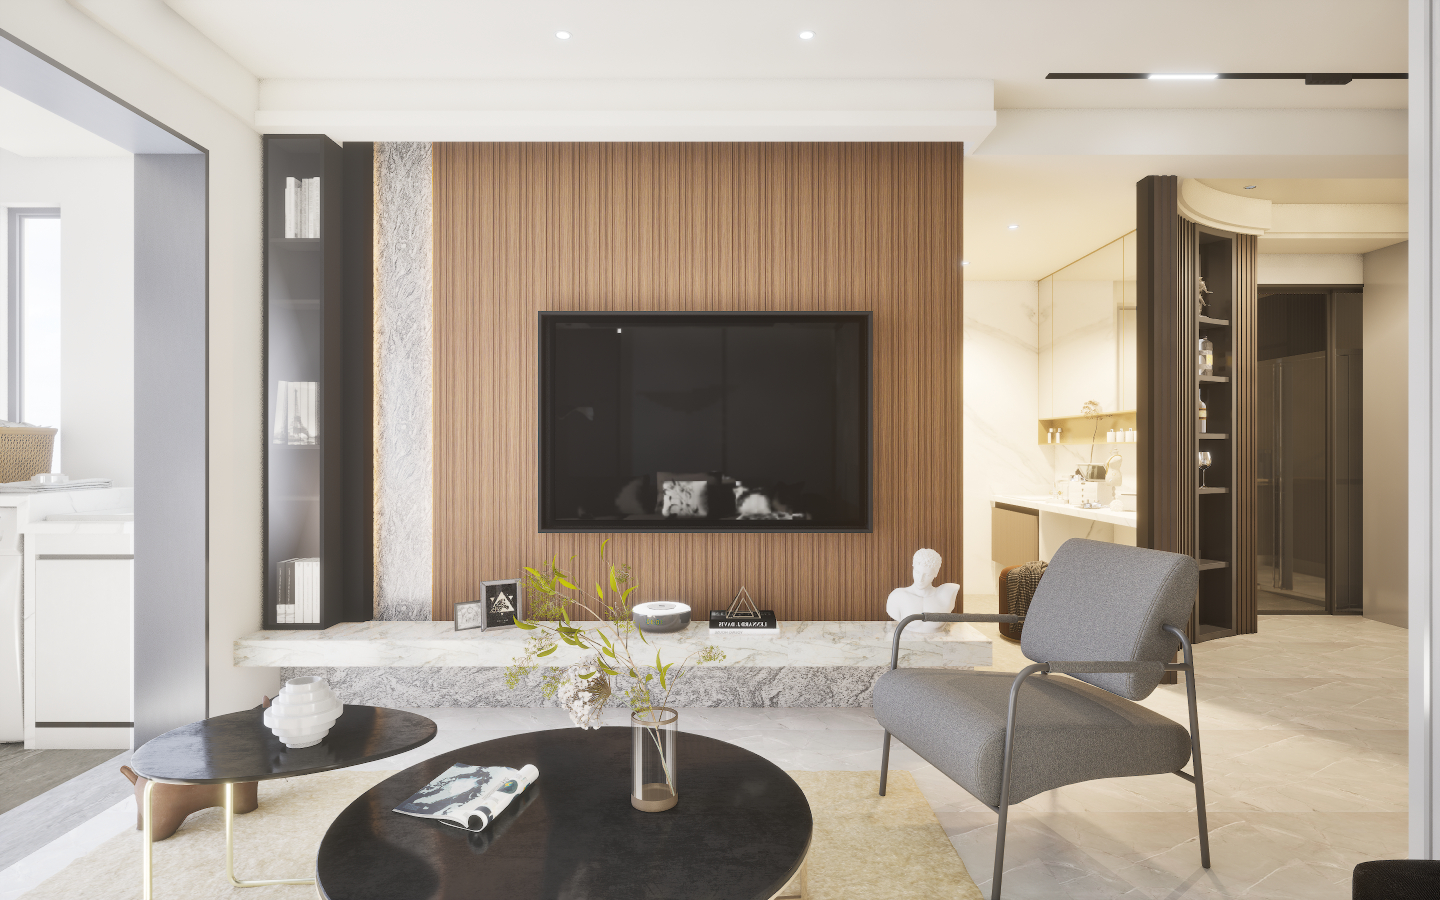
[393,763,539,832]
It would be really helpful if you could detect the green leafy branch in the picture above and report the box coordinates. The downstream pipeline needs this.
[502,539,724,713]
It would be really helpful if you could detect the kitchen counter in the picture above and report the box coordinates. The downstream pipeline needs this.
[993,493,1137,528]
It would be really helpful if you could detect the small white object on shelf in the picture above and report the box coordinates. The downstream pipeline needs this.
[885,549,960,634]
[263,675,342,748]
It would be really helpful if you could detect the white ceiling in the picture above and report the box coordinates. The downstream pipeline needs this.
[166,0,1406,109]
[0,87,130,157]
[1198,178,1408,204]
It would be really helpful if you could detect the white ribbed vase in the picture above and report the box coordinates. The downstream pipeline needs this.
[263,676,342,748]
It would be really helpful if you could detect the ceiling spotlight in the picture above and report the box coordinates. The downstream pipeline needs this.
[960,260,970,266]
[799,30,815,40]
[556,30,571,39]
[1147,73,1219,80]
[1243,184,1258,190]
[1007,224,1019,230]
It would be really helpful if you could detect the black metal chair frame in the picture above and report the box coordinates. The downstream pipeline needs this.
[877,612,1210,900]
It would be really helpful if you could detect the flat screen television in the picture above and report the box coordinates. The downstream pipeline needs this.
[539,312,871,532]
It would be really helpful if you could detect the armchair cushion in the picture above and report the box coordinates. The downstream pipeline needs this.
[874,668,1191,807]
[1021,539,1198,700]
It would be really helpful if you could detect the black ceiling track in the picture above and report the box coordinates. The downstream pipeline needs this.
[1047,73,1407,85]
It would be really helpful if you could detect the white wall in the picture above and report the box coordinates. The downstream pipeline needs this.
[0,149,133,486]
[1364,241,1408,629]
[0,2,272,715]
[1257,253,1364,285]
[963,281,1052,594]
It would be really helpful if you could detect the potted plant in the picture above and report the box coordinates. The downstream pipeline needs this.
[504,540,724,811]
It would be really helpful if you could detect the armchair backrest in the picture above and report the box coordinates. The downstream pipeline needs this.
[1020,539,1198,700]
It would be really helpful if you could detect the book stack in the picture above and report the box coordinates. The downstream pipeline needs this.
[272,381,319,446]
[277,558,320,624]
[284,176,321,239]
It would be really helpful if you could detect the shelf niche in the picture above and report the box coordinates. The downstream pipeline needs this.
[263,135,373,630]
[1137,175,1257,645]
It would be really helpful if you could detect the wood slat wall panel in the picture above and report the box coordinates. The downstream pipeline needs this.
[1138,177,1196,557]
[432,143,963,622]
[1232,233,1258,634]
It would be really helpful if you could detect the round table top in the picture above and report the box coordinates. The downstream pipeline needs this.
[316,726,813,900]
[131,705,436,784]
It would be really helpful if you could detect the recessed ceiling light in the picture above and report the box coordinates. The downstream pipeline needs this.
[1007,224,1019,230]
[556,30,571,39]
[960,261,969,266]
[1243,184,1258,190]
[799,30,815,40]
[1147,73,1219,80]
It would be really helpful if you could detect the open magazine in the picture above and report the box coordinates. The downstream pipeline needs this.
[393,763,539,832]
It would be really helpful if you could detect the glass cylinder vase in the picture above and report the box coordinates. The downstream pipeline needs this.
[631,707,678,812]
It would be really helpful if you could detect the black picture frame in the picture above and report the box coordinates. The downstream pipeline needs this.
[480,579,524,629]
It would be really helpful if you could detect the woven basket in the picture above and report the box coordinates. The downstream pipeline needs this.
[0,426,57,483]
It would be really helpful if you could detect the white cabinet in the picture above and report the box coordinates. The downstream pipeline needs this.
[11,489,135,749]
[34,559,132,736]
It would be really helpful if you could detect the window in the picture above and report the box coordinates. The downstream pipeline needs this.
[6,208,62,469]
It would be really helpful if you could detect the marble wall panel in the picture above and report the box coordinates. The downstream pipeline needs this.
[374,142,434,621]
[280,666,892,707]
[1051,279,1119,417]
[962,282,1053,593]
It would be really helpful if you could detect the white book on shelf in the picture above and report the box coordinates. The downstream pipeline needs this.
[306,381,318,444]
[308,177,321,238]
[284,177,298,239]
[272,381,289,443]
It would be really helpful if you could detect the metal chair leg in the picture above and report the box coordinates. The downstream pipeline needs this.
[992,664,1044,900]
[1182,664,1211,868]
[1165,624,1211,869]
[878,731,893,796]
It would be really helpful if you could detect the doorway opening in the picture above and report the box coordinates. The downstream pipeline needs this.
[1255,288,1363,615]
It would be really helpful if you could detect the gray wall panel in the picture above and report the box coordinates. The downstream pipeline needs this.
[133,153,208,746]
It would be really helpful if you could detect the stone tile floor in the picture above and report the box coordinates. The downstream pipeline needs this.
[0,610,1407,899]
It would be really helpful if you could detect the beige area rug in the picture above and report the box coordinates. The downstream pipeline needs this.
[22,769,981,900]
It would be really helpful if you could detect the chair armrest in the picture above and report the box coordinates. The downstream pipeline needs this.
[920,613,1021,624]
[889,612,1021,670]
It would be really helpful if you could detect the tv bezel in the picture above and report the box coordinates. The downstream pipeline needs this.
[538,310,874,534]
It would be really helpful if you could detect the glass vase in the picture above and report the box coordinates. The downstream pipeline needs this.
[631,707,678,812]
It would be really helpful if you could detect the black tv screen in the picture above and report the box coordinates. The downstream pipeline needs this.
[539,312,871,532]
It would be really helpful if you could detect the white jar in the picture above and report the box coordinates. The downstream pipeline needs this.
[263,676,343,748]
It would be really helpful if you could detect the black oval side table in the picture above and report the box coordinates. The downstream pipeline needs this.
[131,705,436,899]
[316,727,813,900]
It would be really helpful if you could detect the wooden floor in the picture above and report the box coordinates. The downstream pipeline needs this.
[0,744,124,816]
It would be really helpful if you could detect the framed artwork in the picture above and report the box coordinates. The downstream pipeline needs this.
[454,599,485,632]
[480,579,524,629]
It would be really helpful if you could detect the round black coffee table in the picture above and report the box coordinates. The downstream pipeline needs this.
[316,727,813,900]
[132,705,435,899]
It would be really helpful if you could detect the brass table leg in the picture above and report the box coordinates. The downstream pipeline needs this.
[224,782,314,888]
[142,780,154,900]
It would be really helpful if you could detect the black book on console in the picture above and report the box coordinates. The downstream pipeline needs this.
[709,610,778,630]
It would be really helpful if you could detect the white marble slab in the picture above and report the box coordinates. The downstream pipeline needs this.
[235,620,991,669]
[993,492,1137,528]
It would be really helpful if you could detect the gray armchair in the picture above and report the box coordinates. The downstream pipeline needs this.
[874,538,1209,900]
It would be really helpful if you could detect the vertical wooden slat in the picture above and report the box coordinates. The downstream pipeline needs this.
[1137,176,1197,557]
[431,143,964,622]
[1232,233,1259,634]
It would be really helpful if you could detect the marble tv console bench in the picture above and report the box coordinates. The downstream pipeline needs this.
[235,620,991,708]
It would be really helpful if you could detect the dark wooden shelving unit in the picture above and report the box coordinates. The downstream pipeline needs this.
[262,135,374,629]
[1138,175,1257,644]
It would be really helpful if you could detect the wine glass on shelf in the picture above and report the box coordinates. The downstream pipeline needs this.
[1197,451,1213,488]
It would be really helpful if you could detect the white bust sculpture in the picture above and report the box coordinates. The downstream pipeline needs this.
[886,548,960,633]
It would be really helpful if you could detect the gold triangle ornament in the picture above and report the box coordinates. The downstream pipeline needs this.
[726,586,760,619]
